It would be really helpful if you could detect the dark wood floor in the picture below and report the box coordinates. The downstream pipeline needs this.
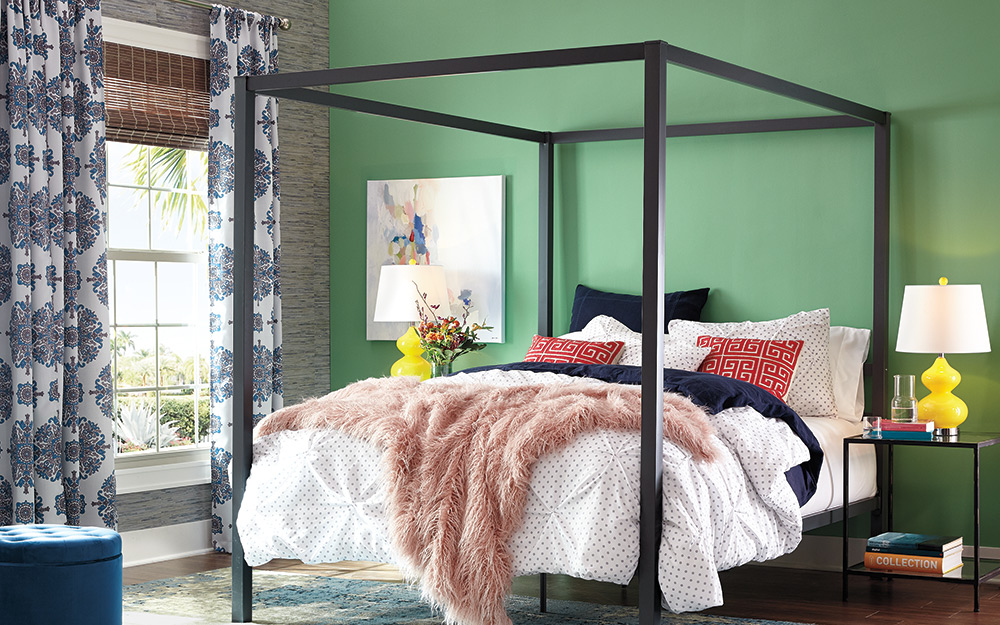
[124,554,999,624]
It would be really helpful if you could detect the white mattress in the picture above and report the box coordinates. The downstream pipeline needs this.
[799,416,877,517]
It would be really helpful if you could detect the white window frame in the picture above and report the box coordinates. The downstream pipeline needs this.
[103,17,210,59]
[107,238,209,452]
[105,19,212,486]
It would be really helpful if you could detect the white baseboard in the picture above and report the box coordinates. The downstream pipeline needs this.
[121,520,215,567]
[763,534,1000,582]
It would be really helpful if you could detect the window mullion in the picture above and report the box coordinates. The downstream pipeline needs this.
[147,148,154,253]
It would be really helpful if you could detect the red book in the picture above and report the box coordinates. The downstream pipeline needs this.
[881,420,934,432]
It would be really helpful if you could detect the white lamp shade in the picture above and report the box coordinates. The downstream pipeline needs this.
[896,282,991,354]
[373,264,450,323]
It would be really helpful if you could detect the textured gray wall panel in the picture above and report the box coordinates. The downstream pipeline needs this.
[104,0,208,37]
[103,0,332,406]
[118,484,212,531]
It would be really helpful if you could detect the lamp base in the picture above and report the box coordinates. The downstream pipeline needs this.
[934,426,960,439]
[917,356,968,431]
[390,326,430,380]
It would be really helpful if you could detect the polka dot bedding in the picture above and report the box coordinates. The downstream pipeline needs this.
[237,369,809,613]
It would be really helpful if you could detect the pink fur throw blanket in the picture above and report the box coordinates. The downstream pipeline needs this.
[256,375,718,625]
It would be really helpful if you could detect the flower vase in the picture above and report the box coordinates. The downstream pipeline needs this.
[431,361,452,378]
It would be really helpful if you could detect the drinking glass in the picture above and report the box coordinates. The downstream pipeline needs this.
[862,416,882,439]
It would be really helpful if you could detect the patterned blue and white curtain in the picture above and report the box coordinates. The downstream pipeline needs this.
[208,5,282,553]
[0,1,115,528]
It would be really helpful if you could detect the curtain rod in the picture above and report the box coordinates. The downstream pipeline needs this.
[165,0,291,31]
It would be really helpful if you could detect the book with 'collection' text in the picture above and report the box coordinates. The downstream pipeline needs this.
[863,550,963,575]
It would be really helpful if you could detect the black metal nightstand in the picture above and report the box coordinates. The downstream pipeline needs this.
[842,431,1000,611]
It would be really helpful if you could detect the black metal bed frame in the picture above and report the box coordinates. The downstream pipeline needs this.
[230,40,891,624]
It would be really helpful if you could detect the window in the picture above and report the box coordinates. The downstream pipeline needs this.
[108,143,210,455]
[103,33,212,458]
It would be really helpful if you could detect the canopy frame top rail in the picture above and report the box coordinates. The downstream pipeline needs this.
[246,40,887,128]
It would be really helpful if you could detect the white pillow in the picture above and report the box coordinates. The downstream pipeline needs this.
[578,315,711,371]
[829,326,870,422]
[669,309,837,417]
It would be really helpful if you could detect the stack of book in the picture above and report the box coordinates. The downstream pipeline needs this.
[879,420,935,440]
[865,531,963,576]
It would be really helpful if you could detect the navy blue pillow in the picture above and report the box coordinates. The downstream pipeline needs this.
[569,284,710,333]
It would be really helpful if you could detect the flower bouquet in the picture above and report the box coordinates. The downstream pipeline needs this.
[415,286,492,376]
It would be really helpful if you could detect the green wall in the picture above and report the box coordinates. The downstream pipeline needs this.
[329,1,1000,546]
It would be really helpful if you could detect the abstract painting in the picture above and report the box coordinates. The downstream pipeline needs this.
[366,175,504,342]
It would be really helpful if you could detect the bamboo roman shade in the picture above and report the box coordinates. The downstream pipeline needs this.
[104,42,209,151]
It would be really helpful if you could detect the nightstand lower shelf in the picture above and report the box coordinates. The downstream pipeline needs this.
[847,557,1000,584]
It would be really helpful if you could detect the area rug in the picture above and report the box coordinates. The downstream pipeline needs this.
[124,569,812,625]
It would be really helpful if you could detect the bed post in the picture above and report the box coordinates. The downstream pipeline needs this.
[638,40,667,625]
[537,135,554,612]
[231,75,255,623]
[870,115,891,538]
[872,116,890,422]
[538,136,555,338]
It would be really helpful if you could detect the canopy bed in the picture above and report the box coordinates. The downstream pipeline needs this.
[229,40,890,625]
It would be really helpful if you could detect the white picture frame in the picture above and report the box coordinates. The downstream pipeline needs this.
[366,175,505,343]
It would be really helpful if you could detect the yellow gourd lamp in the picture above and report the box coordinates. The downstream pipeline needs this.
[372,263,450,381]
[895,277,991,436]
[391,326,430,378]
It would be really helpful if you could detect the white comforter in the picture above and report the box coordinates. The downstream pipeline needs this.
[237,369,810,612]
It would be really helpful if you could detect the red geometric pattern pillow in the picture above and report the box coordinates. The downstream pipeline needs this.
[524,335,625,365]
[696,336,804,400]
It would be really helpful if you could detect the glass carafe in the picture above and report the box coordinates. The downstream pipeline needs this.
[890,374,918,423]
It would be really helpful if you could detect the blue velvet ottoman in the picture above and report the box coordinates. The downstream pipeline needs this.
[0,524,122,625]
